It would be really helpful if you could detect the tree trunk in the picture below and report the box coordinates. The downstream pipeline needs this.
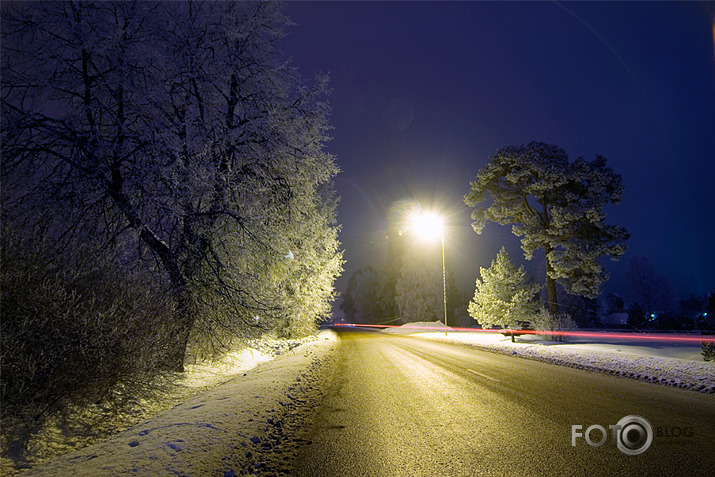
[164,325,192,372]
[163,286,194,372]
[137,228,194,372]
[545,246,558,315]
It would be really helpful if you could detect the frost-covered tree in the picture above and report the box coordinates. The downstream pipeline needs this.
[340,271,359,322]
[464,142,629,314]
[468,247,541,335]
[354,266,384,323]
[378,227,406,319]
[339,267,382,323]
[396,245,442,323]
[1,1,342,369]
[341,264,403,324]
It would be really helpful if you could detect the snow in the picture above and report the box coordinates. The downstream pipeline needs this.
[389,322,715,393]
[381,320,453,332]
[6,331,340,476]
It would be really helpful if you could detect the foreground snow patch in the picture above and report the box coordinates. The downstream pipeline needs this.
[406,328,715,393]
[179,337,307,389]
[18,331,339,476]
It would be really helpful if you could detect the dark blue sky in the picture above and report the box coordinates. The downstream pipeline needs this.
[281,1,715,301]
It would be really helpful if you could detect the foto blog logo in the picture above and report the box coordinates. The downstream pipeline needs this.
[571,415,653,456]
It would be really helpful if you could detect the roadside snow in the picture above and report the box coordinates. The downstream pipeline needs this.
[9,330,340,477]
[389,323,715,393]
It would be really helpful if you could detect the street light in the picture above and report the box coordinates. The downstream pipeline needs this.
[409,212,448,336]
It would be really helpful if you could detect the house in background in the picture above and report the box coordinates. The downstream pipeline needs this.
[600,292,628,326]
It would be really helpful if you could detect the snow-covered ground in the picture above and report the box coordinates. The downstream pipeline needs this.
[384,322,715,393]
[4,331,340,476]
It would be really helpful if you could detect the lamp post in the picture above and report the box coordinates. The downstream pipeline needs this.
[411,212,448,336]
[439,227,448,336]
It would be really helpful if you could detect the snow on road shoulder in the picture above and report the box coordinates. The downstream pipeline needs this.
[19,330,340,477]
[397,326,715,393]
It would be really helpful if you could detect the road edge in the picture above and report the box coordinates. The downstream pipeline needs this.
[410,333,715,394]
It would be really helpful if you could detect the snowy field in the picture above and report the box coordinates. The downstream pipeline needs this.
[383,322,715,393]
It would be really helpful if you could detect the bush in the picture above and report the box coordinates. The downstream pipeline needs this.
[0,231,179,462]
[531,308,578,342]
[702,342,715,362]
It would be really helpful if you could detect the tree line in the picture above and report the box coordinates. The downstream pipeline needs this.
[1,1,342,460]
[340,211,461,325]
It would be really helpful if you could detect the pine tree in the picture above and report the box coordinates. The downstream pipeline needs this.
[468,247,541,336]
[464,142,629,315]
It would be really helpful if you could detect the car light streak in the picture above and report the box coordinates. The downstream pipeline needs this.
[332,323,715,343]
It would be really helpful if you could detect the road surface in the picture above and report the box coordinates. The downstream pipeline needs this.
[291,328,715,476]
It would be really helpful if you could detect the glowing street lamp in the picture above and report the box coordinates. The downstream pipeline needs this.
[409,212,448,336]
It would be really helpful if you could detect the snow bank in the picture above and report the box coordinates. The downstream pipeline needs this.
[381,321,452,333]
[16,330,340,476]
[410,330,715,393]
[179,337,309,389]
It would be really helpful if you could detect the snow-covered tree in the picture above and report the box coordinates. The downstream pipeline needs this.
[339,267,383,323]
[531,308,578,342]
[468,247,541,332]
[341,264,403,324]
[378,227,407,320]
[396,245,443,323]
[354,266,384,323]
[1,1,342,369]
[464,142,629,314]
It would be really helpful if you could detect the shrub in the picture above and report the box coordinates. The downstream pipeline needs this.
[0,231,178,462]
[702,342,715,362]
[531,308,578,342]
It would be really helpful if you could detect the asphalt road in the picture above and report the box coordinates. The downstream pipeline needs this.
[291,329,715,477]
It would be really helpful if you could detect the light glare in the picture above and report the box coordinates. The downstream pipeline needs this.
[411,212,443,240]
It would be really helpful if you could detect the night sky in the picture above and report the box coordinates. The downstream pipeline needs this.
[281,1,715,304]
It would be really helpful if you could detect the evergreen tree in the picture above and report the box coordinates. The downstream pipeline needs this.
[468,247,541,334]
[464,142,629,315]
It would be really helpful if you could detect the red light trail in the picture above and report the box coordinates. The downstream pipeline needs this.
[332,323,715,343]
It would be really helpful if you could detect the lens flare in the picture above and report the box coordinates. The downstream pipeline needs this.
[410,212,443,240]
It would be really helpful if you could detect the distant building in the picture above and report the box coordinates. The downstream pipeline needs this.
[606,292,625,313]
[600,292,628,326]
[601,312,629,326]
